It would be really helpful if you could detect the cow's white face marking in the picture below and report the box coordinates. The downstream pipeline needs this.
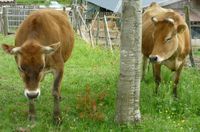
[24,88,40,98]
[155,55,164,63]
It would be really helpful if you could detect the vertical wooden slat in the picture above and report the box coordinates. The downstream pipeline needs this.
[3,7,8,35]
[96,16,100,45]
[184,5,195,67]
[103,15,113,52]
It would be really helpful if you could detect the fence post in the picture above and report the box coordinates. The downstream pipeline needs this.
[184,5,195,67]
[72,6,78,32]
[96,16,100,45]
[2,7,8,36]
[103,15,113,52]
[89,24,94,48]
[63,6,66,12]
[0,10,2,33]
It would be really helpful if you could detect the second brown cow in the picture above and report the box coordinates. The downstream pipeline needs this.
[142,3,190,97]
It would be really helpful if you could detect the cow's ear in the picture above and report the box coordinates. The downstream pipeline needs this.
[177,24,186,34]
[1,44,21,55]
[151,16,158,25]
[43,42,61,54]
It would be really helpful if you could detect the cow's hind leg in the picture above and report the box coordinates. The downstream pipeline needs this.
[153,63,161,94]
[173,63,184,98]
[52,68,64,125]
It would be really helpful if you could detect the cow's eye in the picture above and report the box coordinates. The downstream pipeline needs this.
[165,37,172,43]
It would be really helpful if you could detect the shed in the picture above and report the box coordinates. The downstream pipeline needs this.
[86,0,200,38]
[86,0,185,13]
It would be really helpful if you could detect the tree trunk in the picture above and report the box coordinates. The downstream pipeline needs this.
[115,0,142,124]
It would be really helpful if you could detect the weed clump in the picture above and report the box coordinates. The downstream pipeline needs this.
[76,84,107,121]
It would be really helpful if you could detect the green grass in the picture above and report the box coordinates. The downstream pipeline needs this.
[16,0,73,5]
[16,0,47,5]
[1,34,200,131]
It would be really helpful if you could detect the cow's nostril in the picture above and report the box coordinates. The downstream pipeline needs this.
[26,92,39,99]
[149,56,158,62]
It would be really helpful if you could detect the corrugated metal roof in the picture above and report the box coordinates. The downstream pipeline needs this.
[87,0,122,13]
[86,0,183,12]
[143,0,183,7]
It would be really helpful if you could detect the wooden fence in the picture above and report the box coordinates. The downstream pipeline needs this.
[71,4,120,51]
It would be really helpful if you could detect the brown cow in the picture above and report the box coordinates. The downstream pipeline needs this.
[142,3,190,97]
[2,9,74,123]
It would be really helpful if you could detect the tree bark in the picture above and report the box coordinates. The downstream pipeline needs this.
[115,0,142,124]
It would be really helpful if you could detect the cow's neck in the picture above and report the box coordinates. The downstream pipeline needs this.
[163,39,182,71]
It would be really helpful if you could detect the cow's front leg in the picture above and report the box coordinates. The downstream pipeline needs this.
[28,99,36,121]
[173,63,184,98]
[52,68,63,124]
[153,63,161,94]
[142,56,148,81]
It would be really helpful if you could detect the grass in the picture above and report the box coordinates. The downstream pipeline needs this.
[1,34,200,131]
[16,0,73,5]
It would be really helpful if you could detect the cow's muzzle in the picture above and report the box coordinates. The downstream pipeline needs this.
[24,89,40,99]
[149,55,158,62]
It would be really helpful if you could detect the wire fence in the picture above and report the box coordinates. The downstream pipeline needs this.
[1,5,39,34]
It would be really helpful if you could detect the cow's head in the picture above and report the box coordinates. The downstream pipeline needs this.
[2,40,60,99]
[149,15,186,63]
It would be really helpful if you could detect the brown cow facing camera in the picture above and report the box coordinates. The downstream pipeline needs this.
[142,3,190,97]
[2,9,74,123]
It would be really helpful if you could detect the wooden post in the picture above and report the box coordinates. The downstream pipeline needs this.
[184,5,195,67]
[89,12,99,45]
[63,6,66,12]
[89,24,94,48]
[72,6,78,32]
[77,21,83,38]
[90,12,99,29]
[103,15,113,52]
[96,16,100,45]
[2,7,8,36]
[77,8,89,31]
[0,12,2,33]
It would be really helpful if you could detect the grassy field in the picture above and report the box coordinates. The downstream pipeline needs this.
[0,34,200,131]
[16,0,73,5]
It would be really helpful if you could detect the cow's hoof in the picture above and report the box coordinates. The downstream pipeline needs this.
[28,114,36,122]
[53,116,62,125]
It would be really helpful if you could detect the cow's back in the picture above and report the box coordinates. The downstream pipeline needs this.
[15,9,74,62]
